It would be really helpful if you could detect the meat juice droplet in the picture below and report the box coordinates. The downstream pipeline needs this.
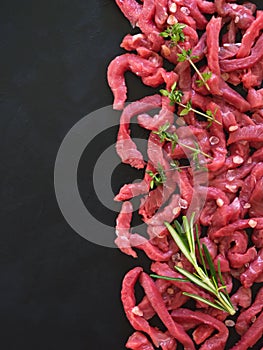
[209,136,220,145]
[244,203,251,209]
[225,184,238,193]
[233,155,244,164]
[248,219,257,228]
[180,6,190,15]
[251,316,257,323]
[221,73,230,81]
[226,170,236,181]
[132,306,143,317]
[172,253,181,262]
[229,125,239,132]
[169,3,177,13]
[216,198,224,207]
[225,320,235,327]
[162,45,171,56]
[167,287,174,295]
[179,198,188,209]
[167,15,177,25]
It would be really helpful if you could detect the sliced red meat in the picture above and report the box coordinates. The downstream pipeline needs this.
[196,0,215,14]
[235,287,263,335]
[228,125,263,144]
[116,95,161,168]
[219,79,251,112]
[115,181,149,201]
[249,177,263,217]
[237,11,263,58]
[192,32,207,62]
[146,194,180,226]
[173,7,197,30]
[219,44,239,60]
[108,54,162,110]
[138,0,163,51]
[137,105,175,131]
[230,311,263,350]
[210,218,263,239]
[252,228,263,248]
[247,88,263,109]
[231,286,252,309]
[207,103,227,172]
[242,59,263,88]
[130,234,173,261]
[220,33,263,72]
[222,20,237,44]
[240,248,263,288]
[140,272,195,349]
[183,0,208,29]
[154,0,168,29]
[206,17,221,77]
[151,262,213,308]
[115,0,142,27]
[121,267,176,348]
[126,332,154,350]
[172,309,228,350]
[115,201,137,258]
[139,186,164,221]
[121,33,152,52]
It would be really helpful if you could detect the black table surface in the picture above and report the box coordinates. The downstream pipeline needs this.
[1,1,262,349]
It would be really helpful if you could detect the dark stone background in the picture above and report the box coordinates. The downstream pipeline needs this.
[0,1,262,349]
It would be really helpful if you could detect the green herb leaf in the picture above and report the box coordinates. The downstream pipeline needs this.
[159,89,170,97]
[165,222,194,265]
[196,71,212,87]
[146,164,167,188]
[179,101,192,116]
[160,23,186,45]
[160,87,183,105]
[150,274,189,282]
[177,49,189,62]
[202,244,218,288]
[196,225,208,275]
[175,266,214,294]
[182,293,227,311]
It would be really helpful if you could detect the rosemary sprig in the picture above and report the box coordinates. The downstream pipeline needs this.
[160,83,221,126]
[151,213,236,315]
[160,23,212,91]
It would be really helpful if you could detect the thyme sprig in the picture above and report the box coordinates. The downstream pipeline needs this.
[153,122,213,165]
[153,122,178,151]
[196,71,213,88]
[160,83,221,126]
[160,23,186,45]
[146,163,167,189]
[160,23,212,91]
[151,213,236,315]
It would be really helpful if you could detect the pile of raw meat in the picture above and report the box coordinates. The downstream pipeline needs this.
[107,0,263,349]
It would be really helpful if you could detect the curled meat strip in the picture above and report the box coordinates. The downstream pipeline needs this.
[171,308,228,349]
[235,287,263,335]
